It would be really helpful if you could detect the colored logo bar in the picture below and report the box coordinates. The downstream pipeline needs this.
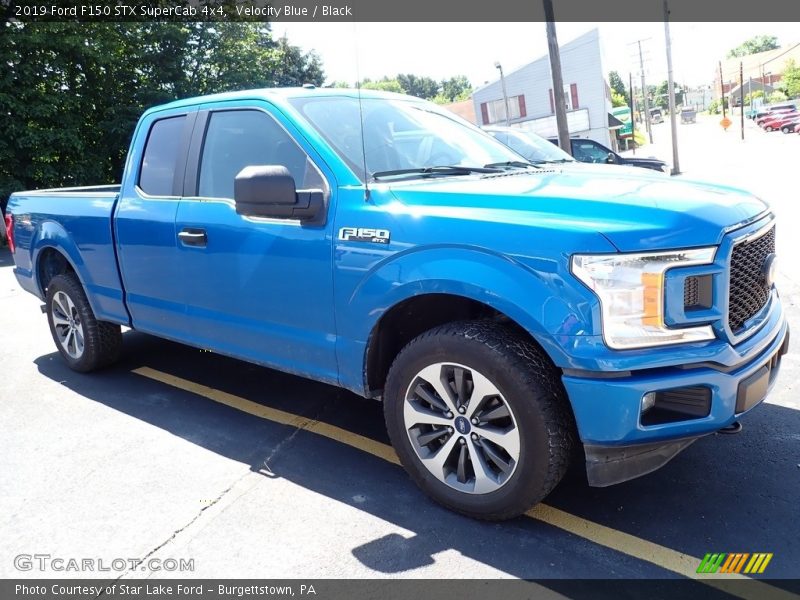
[696,553,773,574]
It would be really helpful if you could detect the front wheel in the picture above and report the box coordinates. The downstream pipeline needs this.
[46,273,122,372]
[383,321,575,520]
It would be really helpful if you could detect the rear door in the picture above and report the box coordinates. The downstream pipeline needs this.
[115,109,197,338]
[173,101,339,384]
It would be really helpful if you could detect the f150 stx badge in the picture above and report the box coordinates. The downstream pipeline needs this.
[338,227,391,244]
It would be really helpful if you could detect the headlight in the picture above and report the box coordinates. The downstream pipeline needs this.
[572,248,716,349]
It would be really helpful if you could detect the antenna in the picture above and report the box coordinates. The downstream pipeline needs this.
[352,22,371,202]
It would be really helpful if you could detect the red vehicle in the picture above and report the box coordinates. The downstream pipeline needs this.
[756,108,795,127]
[761,111,799,131]
[780,117,800,134]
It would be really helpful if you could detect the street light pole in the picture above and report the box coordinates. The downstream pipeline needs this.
[663,0,680,174]
[637,40,654,144]
[494,62,511,127]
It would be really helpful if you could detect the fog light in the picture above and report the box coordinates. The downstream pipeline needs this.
[641,392,656,414]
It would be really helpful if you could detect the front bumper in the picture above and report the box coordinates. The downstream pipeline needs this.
[563,316,789,487]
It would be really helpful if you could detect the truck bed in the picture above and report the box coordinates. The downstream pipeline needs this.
[7,184,128,326]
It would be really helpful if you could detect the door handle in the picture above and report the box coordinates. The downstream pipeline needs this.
[178,228,207,247]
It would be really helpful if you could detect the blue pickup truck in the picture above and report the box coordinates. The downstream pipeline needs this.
[5,88,789,520]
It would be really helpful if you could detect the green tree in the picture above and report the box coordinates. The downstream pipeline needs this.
[440,76,472,102]
[726,35,779,58]
[782,59,800,98]
[361,77,405,93]
[0,22,324,207]
[744,90,765,105]
[608,71,629,105]
[611,90,627,108]
[396,74,440,99]
[768,90,788,103]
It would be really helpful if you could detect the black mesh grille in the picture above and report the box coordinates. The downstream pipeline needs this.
[684,276,699,307]
[728,226,775,333]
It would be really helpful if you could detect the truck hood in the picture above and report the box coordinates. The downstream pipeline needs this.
[386,169,768,252]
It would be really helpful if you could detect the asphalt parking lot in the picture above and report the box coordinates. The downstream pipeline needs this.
[1,114,798,592]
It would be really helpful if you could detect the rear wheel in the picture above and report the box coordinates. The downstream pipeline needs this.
[46,273,122,372]
[781,126,791,134]
[765,125,773,132]
[383,321,575,520]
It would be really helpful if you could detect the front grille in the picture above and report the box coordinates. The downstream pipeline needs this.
[728,225,775,333]
[684,276,699,307]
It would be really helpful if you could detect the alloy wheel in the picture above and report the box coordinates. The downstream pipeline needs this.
[403,362,521,494]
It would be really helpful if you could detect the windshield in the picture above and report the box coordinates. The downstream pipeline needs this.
[488,129,574,163]
[289,96,525,181]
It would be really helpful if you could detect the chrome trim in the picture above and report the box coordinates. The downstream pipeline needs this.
[734,219,775,246]
[134,185,180,200]
[722,209,772,235]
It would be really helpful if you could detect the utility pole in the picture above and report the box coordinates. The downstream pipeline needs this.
[663,0,680,174]
[629,72,636,154]
[636,40,653,143]
[494,62,511,126]
[719,61,727,119]
[740,62,745,140]
[544,0,571,154]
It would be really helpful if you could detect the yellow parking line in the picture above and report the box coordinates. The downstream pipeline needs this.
[133,366,793,599]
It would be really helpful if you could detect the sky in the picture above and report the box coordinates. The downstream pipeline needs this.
[272,22,800,90]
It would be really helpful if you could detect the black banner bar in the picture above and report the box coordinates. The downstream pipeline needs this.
[3,579,800,600]
[4,0,800,22]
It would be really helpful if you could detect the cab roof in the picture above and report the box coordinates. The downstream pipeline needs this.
[144,87,418,116]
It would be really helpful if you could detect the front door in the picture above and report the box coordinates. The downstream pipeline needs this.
[174,104,339,384]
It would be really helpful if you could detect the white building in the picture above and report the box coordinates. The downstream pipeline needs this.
[472,29,614,147]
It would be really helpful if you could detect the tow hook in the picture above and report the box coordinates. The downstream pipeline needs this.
[718,421,743,435]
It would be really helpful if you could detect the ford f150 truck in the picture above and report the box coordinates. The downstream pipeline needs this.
[5,88,789,520]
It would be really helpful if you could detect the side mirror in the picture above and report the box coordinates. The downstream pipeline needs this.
[234,165,324,222]
[606,152,616,164]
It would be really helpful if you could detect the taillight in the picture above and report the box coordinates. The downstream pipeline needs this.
[4,212,14,253]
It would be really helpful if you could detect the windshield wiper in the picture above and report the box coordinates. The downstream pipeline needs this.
[372,165,502,180]
[483,160,539,169]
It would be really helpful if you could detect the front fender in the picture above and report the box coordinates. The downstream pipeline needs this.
[334,244,596,394]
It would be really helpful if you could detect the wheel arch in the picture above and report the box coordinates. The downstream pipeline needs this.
[36,246,78,297]
[364,292,551,396]
[31,221,88,298]
[338,246,590,397]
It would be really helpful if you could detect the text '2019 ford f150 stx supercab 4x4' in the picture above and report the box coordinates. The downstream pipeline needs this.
[6,88,789,520]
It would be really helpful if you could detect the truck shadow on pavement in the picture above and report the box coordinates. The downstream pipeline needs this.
[34,331,800,586]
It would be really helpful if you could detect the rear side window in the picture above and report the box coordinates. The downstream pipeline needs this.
[139,115,186,196]
[198,110,325,200]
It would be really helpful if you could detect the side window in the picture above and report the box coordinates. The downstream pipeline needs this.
[139,115,186,196]
[574,141,608,163]
[198,110,325,200]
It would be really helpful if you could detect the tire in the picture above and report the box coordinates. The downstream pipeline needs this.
[765,125,773,132]
[781,126,791,134]
[383,320,575,520]
[46,273,122,372]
